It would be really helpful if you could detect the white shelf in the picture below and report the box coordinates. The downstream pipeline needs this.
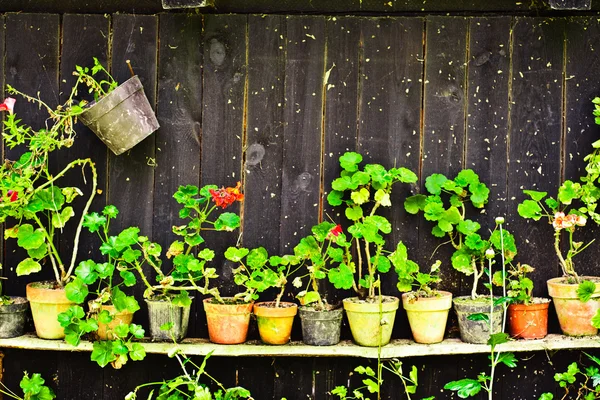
[0,334,597,358]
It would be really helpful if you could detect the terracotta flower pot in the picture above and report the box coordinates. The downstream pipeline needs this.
[547,276,600,336]
[507,299,550,340]
[402,291,452,344]
[26,282,75,340]
[93,303,135,341]
[253,301,297,345]
[204,298,253,344]
[343,296,399,347]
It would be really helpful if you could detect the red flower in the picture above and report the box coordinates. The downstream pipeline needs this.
[327,224,343,239]
[0,97,15,114]
[209,181,244,209]
[7,190,17,202]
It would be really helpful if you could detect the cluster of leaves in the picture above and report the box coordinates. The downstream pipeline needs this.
[125,350,252,400]
[225,246,304,307]
[405,171,516,298]
[444,333,517,399]
[15,372,55,400]
[292,221,348,310]
[0,83,98,286]
[331,360,433,400]
[326,152,418,299]
[388,240,441,299]
[492,263,535,305]
[73,57,118,101]
[538,353,600,400]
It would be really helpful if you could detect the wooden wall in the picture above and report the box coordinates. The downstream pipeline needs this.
[2,11,600,399]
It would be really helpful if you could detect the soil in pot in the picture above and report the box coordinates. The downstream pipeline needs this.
[507,298,550,340]
[298,304,343,346]
[92,303,135,341]
[146,298,192,342]
[0,297,29,338]
[204,298,253,344]
[453,296,503,344]
[547,276,600,336]
[253,302,297,345]
[26,281,75,339]
[402,291,452,344]
[343,296,399,347]
[79,75,160,155]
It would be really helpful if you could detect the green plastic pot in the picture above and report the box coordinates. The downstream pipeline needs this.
[343,296,399,347]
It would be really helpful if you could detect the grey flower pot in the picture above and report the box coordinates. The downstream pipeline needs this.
[299,306,343,346]
[146,299,191,342]
[0,297,29,338]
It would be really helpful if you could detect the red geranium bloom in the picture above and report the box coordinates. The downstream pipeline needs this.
[209,181,244,209]
[327,224,343,239]
[7,190,17,202]
[0,97,15,114]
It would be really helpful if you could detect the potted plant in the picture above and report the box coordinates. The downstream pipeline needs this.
[0,269,28,338]
[0,84,98,339]
[0,372,56,400]
[492,262,551,340]
[389,240,451,344]
[56,205,146,368]
[291,221,346,346]
[325,151,418,347]
[126,183,243,341]
[204,245,278,345]
[76,57,159,155]
[404,172,516,344]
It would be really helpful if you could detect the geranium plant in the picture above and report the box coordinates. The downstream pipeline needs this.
[0,372,56,400]
[492,262,535,305]
[404,171,516,299]
[292,221,346,310]
[325,152,418,300]
[0,84,97,288]
[389,240,442,300]
[57,205,145,369]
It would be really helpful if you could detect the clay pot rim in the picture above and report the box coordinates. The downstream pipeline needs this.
[253,301,298,317]
[26,282,72,304]
[342,296,399,313]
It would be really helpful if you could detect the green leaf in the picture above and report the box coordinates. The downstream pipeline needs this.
[65,278,89,304]
[425,174,448,195]
[75,260,99,285]
[517,200,543,220]
[16,224,45,250]
[215,213,241,231]
[172,291,192,307]
[51,206,75,228]
[300,291,321,305]
[457,220,480,236]
[129,323,145,339]
[27,243,47,260]
[456,169,480,187]
[103,205,119,219]
[467,313,489,322]
[120,270,137,287]
[95,262,115,279]
[363,378,379,393]
[339,152,362,171]
[129,342,146,361]
[34,186,65,211]
[327,190,344,206]
[351,188,370,205]
[16,258,42,276]
[469,182,489,208]
[451,251,473,275]
[225,247,249,262]
[374,189,391,207]
[578,280,597,302]
[444,379,482,398]
[496,352,518,368]
[558,180,581,205]
[345,206,363,221]
[91,340,116,367]
[538,393,553,400]
[20,373,47,395]
[98,310,113,324]
[328,263,354,289]
[115,227,140,249]
[488,332,510,347]
[404,195,427,214]
[113,323,130,338]
[465,233,485,251]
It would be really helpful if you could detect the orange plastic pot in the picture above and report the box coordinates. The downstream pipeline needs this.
[204,298,253,344]
[26,282,75,339]
[547,277,600,336]
[93,303,135,340]
[507,299,550,340]
[253,301,297,345]
[402,291,452,344]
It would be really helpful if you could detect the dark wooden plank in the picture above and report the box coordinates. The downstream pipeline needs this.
[57,14,110,270]
[507,18,565,292]
[4,13,61,293]
[2,349,60,398]
[236,357,275,399]
[243,15,285,253]
[420,16,468,296]
[273,358,314,399]
[357,16,424,338]
[564,17,600,277]
[280,15,325,255]
[200,14,247,335]
[107,13,158,327]
[154,12,203,335]
[56,351,103,399]
[0,0,163,13]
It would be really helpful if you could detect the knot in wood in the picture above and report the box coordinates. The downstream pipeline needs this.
[246,143,266,166]
[209,38,226,66]
[295,172,313,191]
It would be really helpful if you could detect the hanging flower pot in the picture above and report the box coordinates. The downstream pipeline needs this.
[298,305,343,346]
[92,303,135,341]
[453,296,503,344]
[146,298,191,342]
[79,75,159,156]
[547,277,600,336]
[0,296,29,338]
[402,291,452,344]
[254,302,297,345]
[343,296,399,347]
[26,282,75,339]
[507,298,550,340]
[203,298,253,345]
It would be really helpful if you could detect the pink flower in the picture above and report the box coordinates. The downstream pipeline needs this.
[0,98,16,114]
[553,212,585,230]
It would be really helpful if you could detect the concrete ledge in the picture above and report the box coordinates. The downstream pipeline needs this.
[0,334,597,358]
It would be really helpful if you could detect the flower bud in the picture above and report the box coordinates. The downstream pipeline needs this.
[485,248,495,259]
[495,216,505,224]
